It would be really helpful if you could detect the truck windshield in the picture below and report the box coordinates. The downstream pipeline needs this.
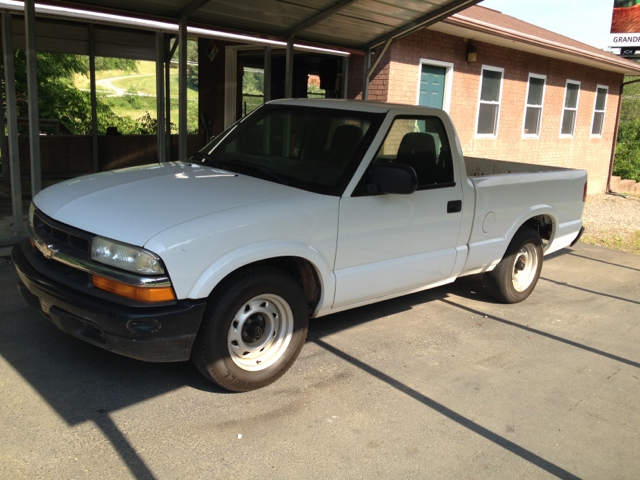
[193,105,384,196]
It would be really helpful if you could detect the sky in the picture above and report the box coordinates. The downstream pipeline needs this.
[479,0,616,50]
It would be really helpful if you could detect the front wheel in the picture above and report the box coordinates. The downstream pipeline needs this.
[192,266,309,392]
[484,226,543,304]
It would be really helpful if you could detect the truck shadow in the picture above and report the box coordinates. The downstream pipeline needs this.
[0,258,606,480]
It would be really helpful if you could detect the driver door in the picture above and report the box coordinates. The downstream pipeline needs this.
[333,114,464,308]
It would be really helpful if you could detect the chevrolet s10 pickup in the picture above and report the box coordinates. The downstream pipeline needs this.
[13,99,587,391]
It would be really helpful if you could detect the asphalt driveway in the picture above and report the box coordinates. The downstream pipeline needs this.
[1,242,639,479]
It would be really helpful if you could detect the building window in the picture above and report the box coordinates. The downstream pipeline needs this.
[476,66,504,137]
[561,80,581,137]
[522,74,546,137]
[591,85,609,137]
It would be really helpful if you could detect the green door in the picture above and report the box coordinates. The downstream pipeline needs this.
[419,65,446,109]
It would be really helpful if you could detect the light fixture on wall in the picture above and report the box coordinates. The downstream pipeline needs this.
[466,45,478,62]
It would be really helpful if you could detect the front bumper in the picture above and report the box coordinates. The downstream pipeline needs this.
[13,240,207,362]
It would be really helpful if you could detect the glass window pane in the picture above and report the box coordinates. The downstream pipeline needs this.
[477,103,498,135]
[565,83,579,108]
[527,78,545,106]
[595,88,607,111]
[561,109,576,135]
[524,107,541,135]
[480,70,502,102]
[592,111,604,135]
[208,105,382,194]
[375,117,453,187]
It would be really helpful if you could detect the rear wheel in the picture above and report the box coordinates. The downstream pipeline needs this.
[484,226,543,304]
[192,266,309,392]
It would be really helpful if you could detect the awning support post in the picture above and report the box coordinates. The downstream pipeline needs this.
[165,35,174,162]
[264,45,272,103]
[2,13,24,235]
[341,55,349,99]
[89,24,99,173]
[156,32,166,163]
[362,49,371,101]
[285,36,294,98]
[178,18,188,160]
[25,0,41,195]
[0,93,7,178]
[367,39,391,78]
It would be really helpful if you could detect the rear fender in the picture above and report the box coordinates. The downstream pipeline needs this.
[463,204,558,275]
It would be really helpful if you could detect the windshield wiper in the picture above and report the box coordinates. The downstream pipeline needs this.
[188,151,223,168]
[231,162,290,186]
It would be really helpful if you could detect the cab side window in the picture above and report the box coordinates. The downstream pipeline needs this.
[373,117,454,189]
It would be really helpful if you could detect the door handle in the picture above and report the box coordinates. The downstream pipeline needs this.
[447,200,462,213]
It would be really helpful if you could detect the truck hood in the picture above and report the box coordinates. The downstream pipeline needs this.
[34,162,303,246]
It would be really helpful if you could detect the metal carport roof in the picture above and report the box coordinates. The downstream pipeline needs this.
[0,0,483,241]
[26,0,483,52]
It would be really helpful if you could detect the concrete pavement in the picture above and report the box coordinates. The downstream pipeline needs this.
[1,242,639,479]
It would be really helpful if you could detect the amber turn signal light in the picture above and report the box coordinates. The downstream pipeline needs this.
[92,275,176,302]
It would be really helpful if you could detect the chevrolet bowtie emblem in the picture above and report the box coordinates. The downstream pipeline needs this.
[37,242,57,259]
[42,244,56,259]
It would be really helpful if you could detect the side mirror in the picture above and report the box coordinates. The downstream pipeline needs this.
[364,164,417,195]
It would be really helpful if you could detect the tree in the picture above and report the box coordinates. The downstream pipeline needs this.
[83,57,139,72]
[614,75,640,182]
[1,50,156,135]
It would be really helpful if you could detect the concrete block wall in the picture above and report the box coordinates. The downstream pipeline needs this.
[349,28,624,194]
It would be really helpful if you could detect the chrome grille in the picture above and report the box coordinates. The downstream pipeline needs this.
[33,212,91,258]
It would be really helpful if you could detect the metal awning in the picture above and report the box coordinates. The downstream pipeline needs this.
[17,0,482,52]
[0,0,482,241]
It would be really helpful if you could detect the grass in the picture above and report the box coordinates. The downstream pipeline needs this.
[74,68,142,90]
[102,97,197,132]
[581,230,640,255]
[113,72,198,99]
[70,60,198,131]
[72,61,197,99]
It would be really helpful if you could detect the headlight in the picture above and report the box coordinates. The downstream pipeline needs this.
[29,203,35,227]
[91,237,165,275]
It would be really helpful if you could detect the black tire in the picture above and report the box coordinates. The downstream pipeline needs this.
[192,266,309,392]
[484,226,543,304]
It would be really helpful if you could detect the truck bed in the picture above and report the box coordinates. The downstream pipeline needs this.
[459,156,587,277]
[464,157,572,178]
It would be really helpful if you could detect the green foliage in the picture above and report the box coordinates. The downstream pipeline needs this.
[124,85,144,109]
[621,76,640,123]
[1,46,199,141]
[1,50,164,136]
[243,70,264,95]
[188,65,199,91]
[2,50,90,134]
[615,76,640,182]
[83,57,139,73]
[614,118,640,182]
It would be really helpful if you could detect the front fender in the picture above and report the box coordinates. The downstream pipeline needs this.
[186,240,336,317]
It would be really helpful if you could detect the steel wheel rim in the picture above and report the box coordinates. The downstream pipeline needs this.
[227,294,294,371]
[512,243,538,292]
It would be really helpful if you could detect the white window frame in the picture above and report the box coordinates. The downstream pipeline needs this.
[590,84,609,138]
[521,73,547,139]
[415,58,454,113]
[475,65,505,138]
[560,79,581,138]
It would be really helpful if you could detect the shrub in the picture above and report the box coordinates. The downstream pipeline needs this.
[613,118,640,182]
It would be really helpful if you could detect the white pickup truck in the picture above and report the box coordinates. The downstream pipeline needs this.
[14,99,587,391]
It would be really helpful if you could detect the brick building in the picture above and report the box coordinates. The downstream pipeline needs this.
[348,6,640,194]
